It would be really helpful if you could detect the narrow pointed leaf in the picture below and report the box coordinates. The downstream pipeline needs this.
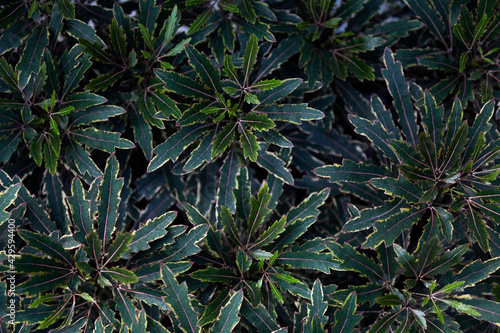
[243,34,258,85]
[161,224,209,262]
[328,242,385,280]
[220,206,242,246]
[97,155,123,246]
[212,291,243,333]
[156,69,213,99]
[106,233,132,263]
[364,207,426,248]
[17,272,72,296]
[115,288,137,327]
[457,298,500,325]
[247,183,272,237]
[16,25,49,89]
[239,126,260,162]
[256,78,301,106]
[129,212,177,252]
[253,217,286,248]
[102,267,137,284]
[462,100,495,163]
[370,177,423,203]
[258,104,323,124]
[18,230,73,267]
[344,199,405,233]
[185,44,221,92]
[315,160,392,184]
[240,299,280,333]
[72,128,134,153]
[148,124,210,172]
[256,147,293,184]
[161,265,201,333]
[332,292,361,333]
[217,150,239,213]
[277,251,341,273]
[382,48,418,147]
[212,122,237,157]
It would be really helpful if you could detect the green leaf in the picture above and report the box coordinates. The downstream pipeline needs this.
[247,182,272,237]
[17,272,72,296]
[240,299,280,332]
[109,18,127,64]
[462,100,495,163]
[306,279,328,331]
[188,8,211,34]
[148,124,210,172]
[160,223,209,262]
[0,57,19,91]
[114,288,137,326]
[277,251,341,273]
[256,34,303,81]
[252,79,281,90]
[253,217,286,248]
[66,19,105,47]
[218,150,239,213]
[256,78,301,106]
[191,267,237,283]
[344,199,405,233]
[161,265,201,333]
[382,48,418,147]
[442,123,468,172]
[97,155,123,246]
[16,254,71,274]
[129,212,176,252]
[239,125,260,162]
[212,122,237,157]
[370,177,423,203]
[18,230,73,267]
[242,34,259,85]
[466,206,489,251]
[328,242,385,280]
[256,146,293,184]
[393,243,418,276]
[364,207,426,248]
[435,281,465,294]
[102,267,138,283]
[0,182,20,223]
[456,298,500,325]
[105,233,132,264]
[138,0,160,33]
[199,290,231,326]
[79,38,116,64]
[55,0,75,19]
[241,112,275,131]
[315,160,392,184]
[441,299,480,317]
[65,92,107,110]
[236,249,251,274]
[425,244,467,275]
[332,292,361,333]
[16,25,49,89]
[156,69,213,99]
[150,91,182,119]
[220,206,242,247]
[139,23,154,50]
[72,129,134,154]
[212,291,244,333]
[85,71,124,91]
[185,44,221,92]
[258,104,323,124]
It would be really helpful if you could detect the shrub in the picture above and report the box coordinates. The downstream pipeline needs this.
[0,0,499,332]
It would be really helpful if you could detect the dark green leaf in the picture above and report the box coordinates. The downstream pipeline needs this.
[212,291,243,333]
[277,251,341,273]
[156,69,213,99]
[16,25,49,89]
[186,44,221,92]
[256,146,293,184]
[258,104,323,124]
[328,242,385,280]
[240,299,280,332]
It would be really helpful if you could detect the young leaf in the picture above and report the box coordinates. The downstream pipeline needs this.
[242,34,259,85]
[239,125,260,162]
[247,183,272,238]
[252,217,286,248]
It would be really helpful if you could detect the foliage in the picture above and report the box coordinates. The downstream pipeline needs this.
[0,0,500,332]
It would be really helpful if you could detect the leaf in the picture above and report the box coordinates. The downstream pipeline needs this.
[0,182,21,223]
[256,78,301,106]
[220,206,243,247]
[129,212,177,252]
[256,34,303,82]
[102,267,137,284]
[66,19,105,47]
[456,298,500,325]
[344,199,405,233]
[199,290,231,326]
[105,233,132,264]
[440,299,480,317]
[160,224,209,262]
[239,126,260,162]
[138,0,160,33]
[253,217,286,248]
[306,279,328,330]
[148,124,211,172]
[315,160,392,184]
[18,230,73,267]
[382,48,418,147]
[17,272,72,296]
[109,18,127,64]
[332,292,362,333]
[364,207,426,248]
[246,182,272,238]
[16,25,49,89]
[114,288,137,326]
[217,150,239,213]
[130,102,153,160]
[156,69,213,99]
[97,155,123,246]
[212,291,244,333]
[236,249,251,274]
[370,177,423,203]
[466,206,489,251]
[188,8,211,34]
[242,34,258,85]
[0,57,19,91]
[42,173,70,234]
[85,71,124,91]
[212,122,237,158]
[256,146,293,184]
[161,265,201,333]
[150,91,182,119]
[79,38,116,64]
[328,242,385,281]
[241,112,275,131]
[462,100,495,164]
[277,251,341,273]
[185,44,221,92]
[240,299,280,333]
[441,123,468,172]
[404,0,446,47]
[258,104,324,124]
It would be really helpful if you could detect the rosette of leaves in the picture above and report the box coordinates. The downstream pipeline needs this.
[184,165,340,331]
[184,0,277,62]
[314,48,500,331]
[396,0,500,104]
[146,33,324,181]
[2,155,209,331]
[0,1,135,175]
[295,0,393,88]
